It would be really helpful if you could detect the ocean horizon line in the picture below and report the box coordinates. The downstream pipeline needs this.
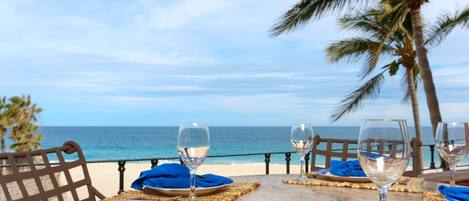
[39,125,434,128]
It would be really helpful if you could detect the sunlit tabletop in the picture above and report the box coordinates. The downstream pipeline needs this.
[233,174,436,201]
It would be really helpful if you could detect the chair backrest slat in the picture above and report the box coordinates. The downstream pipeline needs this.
[341,142,349,161]
[1,182,13,201]
[0,141,105,201]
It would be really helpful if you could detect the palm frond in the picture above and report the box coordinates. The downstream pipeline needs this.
[425,7,469,47]
[330,70,386,121]
[401,66,421,102]
[361,37,387,79]
[326,37,394,63]
[270,0,370,36]
[378,1,409,34]
[339,9,385,36]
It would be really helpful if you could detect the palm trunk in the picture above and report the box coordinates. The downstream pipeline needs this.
[408,5,446,169]
[409,8,443,135]
[406,68,424,175]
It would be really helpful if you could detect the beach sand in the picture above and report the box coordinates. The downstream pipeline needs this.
[68,163,301,197]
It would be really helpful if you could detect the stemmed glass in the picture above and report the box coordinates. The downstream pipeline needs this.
[435,122,469,186]
[177,122,210,201]
[358,119,410,201]
[290,123,314,182]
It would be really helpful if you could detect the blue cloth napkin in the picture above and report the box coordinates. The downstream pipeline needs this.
[438,185,469,201]
[329,160,366,177]
[315,168,329,175]
[131,163,233,190]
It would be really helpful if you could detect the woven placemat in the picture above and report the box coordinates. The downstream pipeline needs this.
[104,182,260,201]
[283,177,425,193]
[423,192,445,201]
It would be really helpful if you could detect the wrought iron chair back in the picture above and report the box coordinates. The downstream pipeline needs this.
[0,141,105,201]
[310,135,420,177]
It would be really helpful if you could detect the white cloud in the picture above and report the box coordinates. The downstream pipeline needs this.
[434,63,469,86]
[175,72,337,81]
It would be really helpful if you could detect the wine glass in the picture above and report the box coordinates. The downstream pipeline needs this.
[177,122,210,201]
[358,119,410,201]
[290,123,314,182]
[435,122,469,186]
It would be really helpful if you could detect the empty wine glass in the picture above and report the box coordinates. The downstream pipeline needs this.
[435,122,469,186]
[177,122,210,201]
[290,123,314,182]
[358,119,410,201]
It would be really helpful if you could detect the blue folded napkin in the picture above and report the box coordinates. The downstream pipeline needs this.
[329,160,366,177]
[315,168,329,175]
[438,185,469,201]
[131,163,233,190]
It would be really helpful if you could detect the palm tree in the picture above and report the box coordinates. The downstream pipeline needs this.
[326,2,425,172]
[270,0,464,136]
[327,2,467,171]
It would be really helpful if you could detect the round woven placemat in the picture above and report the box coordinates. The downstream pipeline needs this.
[423,192,445,201]
[104,182,260,201]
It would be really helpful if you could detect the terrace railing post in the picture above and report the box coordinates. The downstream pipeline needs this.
[264,153,271,175]
[304,152,310,173]
[151,159,158,168]
[117,161,126,194]
[429,145,436,169]
[285,152,291,174]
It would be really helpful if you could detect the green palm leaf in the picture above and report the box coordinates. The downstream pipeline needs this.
[426,7,469,46]
[270,0,370,36]
[401,66,421,102]
[339,12,385,35]
[330,70,386,121]
[326,37,394,78]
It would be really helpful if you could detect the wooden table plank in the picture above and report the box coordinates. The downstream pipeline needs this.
[423,169,469,186]
[233,174,425,201]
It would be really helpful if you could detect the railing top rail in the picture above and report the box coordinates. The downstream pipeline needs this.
[0,151,296,167]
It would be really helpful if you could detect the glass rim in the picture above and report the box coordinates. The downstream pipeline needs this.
[438,121,468,125]
[179,121,208,127]
[362,118,407,122]
[291,123,312,127]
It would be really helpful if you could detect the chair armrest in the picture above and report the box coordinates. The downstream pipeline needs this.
[91,186,106,199]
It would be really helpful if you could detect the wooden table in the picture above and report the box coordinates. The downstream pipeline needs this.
[233,174,435,201]
[424,169,469,186]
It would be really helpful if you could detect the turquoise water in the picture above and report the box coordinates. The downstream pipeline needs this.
[23,126,460,166]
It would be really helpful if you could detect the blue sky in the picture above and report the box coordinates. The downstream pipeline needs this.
[0,0,468,126]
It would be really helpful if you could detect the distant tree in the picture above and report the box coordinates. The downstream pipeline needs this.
[0,96,8,154]
[6,95,43,152]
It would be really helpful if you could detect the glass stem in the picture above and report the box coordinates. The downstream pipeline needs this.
[378,186,389,201]
[300,155,305,176]
[189,168,197,200]
[450,163,457,186]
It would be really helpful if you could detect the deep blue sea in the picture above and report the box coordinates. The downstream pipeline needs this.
[15,126,463,167]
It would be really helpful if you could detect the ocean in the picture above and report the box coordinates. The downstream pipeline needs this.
[17,126,463,167]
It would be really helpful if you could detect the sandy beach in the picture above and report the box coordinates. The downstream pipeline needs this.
[68,163,302,197]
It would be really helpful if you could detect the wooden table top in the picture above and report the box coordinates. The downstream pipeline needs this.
[233,174,436,201]
[423,168,469,186]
